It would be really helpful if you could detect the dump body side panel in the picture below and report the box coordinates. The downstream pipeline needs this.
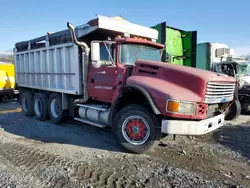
[14,43,82,95]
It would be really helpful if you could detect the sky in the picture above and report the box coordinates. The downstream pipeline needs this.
[0,0,249,55]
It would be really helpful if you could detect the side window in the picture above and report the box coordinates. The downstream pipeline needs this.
[99,43,115,66]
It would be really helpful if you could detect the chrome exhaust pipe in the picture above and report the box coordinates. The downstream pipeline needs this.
[67,22,90,104]
[67,22,90,53]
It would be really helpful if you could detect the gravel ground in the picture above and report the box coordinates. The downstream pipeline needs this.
[0,99,250,188]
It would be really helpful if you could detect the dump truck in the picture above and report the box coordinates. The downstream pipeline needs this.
[14,15,236,153]
[0,61,17,101]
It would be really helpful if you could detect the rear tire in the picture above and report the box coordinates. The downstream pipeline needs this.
[21,91,34,116]
[225,100,241,120]
[33,93,49,121]
[48,93,65,124]
[113,104,161,154]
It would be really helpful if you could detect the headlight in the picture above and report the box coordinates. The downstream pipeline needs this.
[166,100,196,115]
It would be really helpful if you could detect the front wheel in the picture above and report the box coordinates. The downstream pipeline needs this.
[113,104,161,154]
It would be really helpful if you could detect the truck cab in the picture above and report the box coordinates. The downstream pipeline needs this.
[15,15,236,153]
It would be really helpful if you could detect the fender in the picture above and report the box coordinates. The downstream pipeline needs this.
[108,84,161,126]
[124,84,161,114]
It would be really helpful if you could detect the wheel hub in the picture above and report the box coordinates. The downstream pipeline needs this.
[132,126,140,134]
[122,116,150,145]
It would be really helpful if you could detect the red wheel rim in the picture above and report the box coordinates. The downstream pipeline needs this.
[122,115,150,145]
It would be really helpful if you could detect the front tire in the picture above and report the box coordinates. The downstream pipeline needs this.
[225,100,241,120]
[113,104,161,154]
[33,93,49,121]
[48,93,65,124]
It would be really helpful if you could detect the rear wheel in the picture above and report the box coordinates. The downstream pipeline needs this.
[113,104,161,154]
[48,93,65,124]
[225,100,241,120]
[33,93,49,121]
[21,91,34,116]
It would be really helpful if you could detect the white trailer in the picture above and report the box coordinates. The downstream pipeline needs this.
[196,42,234,70]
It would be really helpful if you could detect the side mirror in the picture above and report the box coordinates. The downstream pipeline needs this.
[91,42,101,68]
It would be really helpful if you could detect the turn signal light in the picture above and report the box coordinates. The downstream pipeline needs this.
[167,101,180,112]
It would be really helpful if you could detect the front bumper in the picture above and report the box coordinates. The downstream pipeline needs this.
[161,113,225,135]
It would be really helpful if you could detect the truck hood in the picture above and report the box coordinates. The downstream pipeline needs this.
[127,60,236,103]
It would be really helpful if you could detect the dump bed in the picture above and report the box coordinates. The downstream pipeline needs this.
[15,43,82,95]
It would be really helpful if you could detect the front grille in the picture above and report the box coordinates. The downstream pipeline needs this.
[204,82,235,104]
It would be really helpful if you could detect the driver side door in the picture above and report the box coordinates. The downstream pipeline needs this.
[88,41,117,103]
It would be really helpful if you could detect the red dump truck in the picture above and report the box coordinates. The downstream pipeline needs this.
[14,15,236,153]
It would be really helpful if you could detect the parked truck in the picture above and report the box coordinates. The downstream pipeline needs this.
[0,61,17,101]
[212,59,250,114]
[14,15,236,153]
[196,42,234,70]
[195,42,243,119]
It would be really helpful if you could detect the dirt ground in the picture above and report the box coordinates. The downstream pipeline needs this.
[0,99,250,188]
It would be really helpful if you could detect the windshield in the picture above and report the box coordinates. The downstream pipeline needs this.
[237,63,250,76]
[120,44,161,65]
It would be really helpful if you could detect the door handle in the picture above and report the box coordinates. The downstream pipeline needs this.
[91,78,94,83]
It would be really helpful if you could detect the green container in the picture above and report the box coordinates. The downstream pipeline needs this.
[151,22,197,67]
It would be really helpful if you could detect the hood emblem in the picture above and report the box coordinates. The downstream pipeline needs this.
[221,98,227,102]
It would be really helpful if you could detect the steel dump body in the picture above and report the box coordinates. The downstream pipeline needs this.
[15,43,81,95]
